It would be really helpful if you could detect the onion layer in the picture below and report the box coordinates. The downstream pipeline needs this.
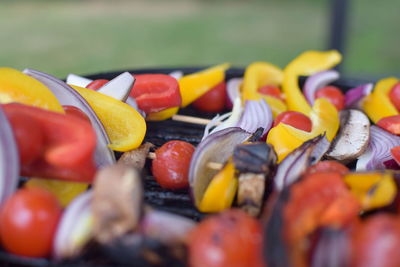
[357,125,400,171]
[53,190,93,259]
[0,106,19,204]
[345,83,373,108]
[236,99,273,136]
[303,70,339,105]
[23,69,116,166]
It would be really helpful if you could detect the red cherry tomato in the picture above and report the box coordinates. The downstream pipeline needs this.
[86,79,109,90]
[189,209,264,267]
[131,74,181,114]
[0,187,62,258]
[315,85,345,111]
[273,111,312,132]
[388,82,400,112]
[351,214,400,267]
[304,160,349,177]
[152,140,195,189]
[258,85,284,101]
[62,105,91,123]
[6,112,44,165]
[192,82,227,113]
[377,115,400,135]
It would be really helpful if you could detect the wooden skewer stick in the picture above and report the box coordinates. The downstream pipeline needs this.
[147,152,222,170]
[171,114,212,125]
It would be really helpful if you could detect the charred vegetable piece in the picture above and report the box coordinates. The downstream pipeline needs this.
[92,165,143,244]
[351,214,400,267]
[284,172,360,266]
[118,142,154,170]
[233,142,276,174]
[326,109,370,163]
[233,142,277,216]
[237,173,266,217]
[343,172,397,211]
[189,209,264,267]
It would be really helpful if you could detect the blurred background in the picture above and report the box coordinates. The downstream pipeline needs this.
[1,0,398,79]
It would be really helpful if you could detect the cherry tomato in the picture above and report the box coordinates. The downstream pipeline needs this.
[189,209,264,267]
[86,79,109,90]
[315,86,345,111]
[351,214,400,267]
[258,85,284,101]
[304,160,349,177]
[6,112,44,165]
[131,74,181,114]
[0,187,62,258]
[388,82,400,112]
[151,140,195,189]
[377,115,400,135]
[273,111,312,132]
[62,105,91,123]
[192,82,227,113]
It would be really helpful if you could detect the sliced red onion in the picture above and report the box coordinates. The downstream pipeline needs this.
[226,78,242,109]
[169,70,183,80]
[141,209,195,243]
[189,127,252,207]
[23,69,116,166]
[53,190,92,259]
[357,125,400,171]
[202,97,242,140]
[0,106,19,204]
[303,70,339,105]
[97,72,134,102]
[274,135,330,191]
[66,73,93,88]
[345,83,373,108]
[236,99,273,136]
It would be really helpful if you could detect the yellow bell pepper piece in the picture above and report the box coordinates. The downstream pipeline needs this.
[267,98,339,162]
[343,172,397,211]
[71,85,146,152]
[0,67,63,113]
[199,161,237,213]
[179,63,230,107]
[25,178,88,207]
[241,62,286,117]
[146,106,179,121]
[362,77,399,123]
[282,50,342,115]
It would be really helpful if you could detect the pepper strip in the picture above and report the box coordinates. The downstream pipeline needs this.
[72,85,146,152]
[241,62,286,117]
[282,50,342,115]
[179,63,230,107]
[343,172,397,211]
[362,77,399,124]
[267,98,339,162]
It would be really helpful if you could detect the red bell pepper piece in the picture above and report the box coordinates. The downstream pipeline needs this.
[3,103,97,183]
[391,146,400,165]
[377,115,400,135]
[130,74,181,114]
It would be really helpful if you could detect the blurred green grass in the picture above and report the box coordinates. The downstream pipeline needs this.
[0,0,398,78]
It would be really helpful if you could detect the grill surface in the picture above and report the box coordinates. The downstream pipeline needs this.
[0,67,369,266]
